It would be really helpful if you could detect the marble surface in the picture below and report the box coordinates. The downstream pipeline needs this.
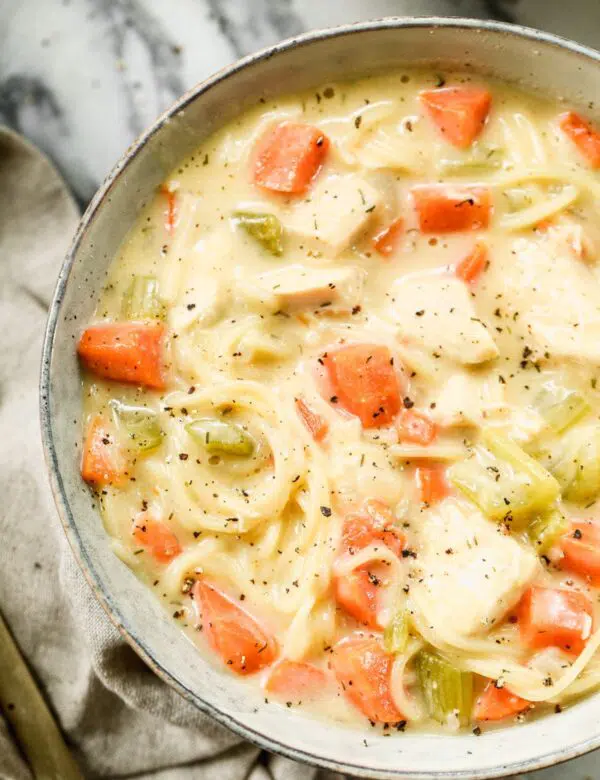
[1,0,599,205]
[2,1,600,778]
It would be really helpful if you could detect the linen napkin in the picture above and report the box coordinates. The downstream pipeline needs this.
[0,126,344,780]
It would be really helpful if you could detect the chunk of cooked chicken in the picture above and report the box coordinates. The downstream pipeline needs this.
[252,264,365,312]
[284,174,381,255]
[388,274,499,365]
[411,499,539,638]
[428,372,505,428]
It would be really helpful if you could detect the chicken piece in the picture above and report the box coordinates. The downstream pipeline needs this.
[284,174,381,255]
[388,274,499,365]
[412,499,539,637]
[252,264,365,313]
[492,233,600,364]
[429,372,505,428]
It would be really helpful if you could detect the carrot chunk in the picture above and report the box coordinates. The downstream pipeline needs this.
[559,111,600,168]
[331,636,404,723]
[560,521,600,586]
[253,122,329,194]
[78,322,166,389]
[396,409,438,445]
[333,568,380,629]
[421,86,492,148]
[341,499,405,558]
[473,681,530,722]
[416,466,449,505]
[372,217,404,257]
[455,241,488,284]
[132,511,181,563]
[193,579,278,675]
[295,397,329,442]
[265,660,327,698]
[324,344,403,428]
[518,586,593,655]
[412,185,492,233]
[81,416,127,486]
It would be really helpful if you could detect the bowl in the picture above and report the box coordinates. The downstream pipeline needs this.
[40,16,600,779]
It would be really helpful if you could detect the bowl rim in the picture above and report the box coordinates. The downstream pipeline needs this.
[40,15,600,780]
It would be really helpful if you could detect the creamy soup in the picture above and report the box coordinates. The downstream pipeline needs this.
[77,69,600,734]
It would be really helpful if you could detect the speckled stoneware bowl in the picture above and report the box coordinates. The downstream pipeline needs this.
[40,17,600,779]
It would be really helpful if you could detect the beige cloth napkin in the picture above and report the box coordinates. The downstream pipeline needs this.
[0,126,344,780]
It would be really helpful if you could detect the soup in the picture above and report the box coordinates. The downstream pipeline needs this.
[77,69,600,734]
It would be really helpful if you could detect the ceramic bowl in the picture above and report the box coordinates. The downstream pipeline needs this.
[40,17,600,779]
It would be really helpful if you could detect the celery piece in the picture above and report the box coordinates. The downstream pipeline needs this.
[449,429,560,526]
[384,611,409,655]
[527,507,569,555]
[122,275,164,320]
[186,418,255,456]
[233,211,283,256]
[415,649,473,727]
[553,427,600,503]
[536,380,590,434]
[110,400,162,452]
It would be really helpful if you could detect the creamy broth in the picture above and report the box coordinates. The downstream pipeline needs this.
[78,69,600,734]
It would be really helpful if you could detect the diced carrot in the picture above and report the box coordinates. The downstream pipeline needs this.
[333,568,380,629]
[559,111,600,169]
[372,217,404,257]
[324,344,404,428]
[560,521,600,586]
[412,185,492,233]
[193,579,278,675]
[341,501,405,558]
[265,660,327,698]
[415,466,449,505]
[253,122,329,194]
[78,322,166,390]
[132,511,181,563]
[396,409,438,445]
[517,586,593,655]
[455,242,488,284]
[421,86,492,148]
[331,636,404,724]
[473,681,531,722]
[159,184,177,233]
[81,416,127,486]
[295,397,329,442]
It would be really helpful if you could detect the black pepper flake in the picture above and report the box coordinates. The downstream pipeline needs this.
[415,310,425,317]
[186,303,196,311]
[179,453,189,461]
[354,115,362,129]
[472,726,482,736]
[330,395,339,404]
[351,305,362,315]
[320,506,332,517]
[574,528,583,539]
[403,397,415,409]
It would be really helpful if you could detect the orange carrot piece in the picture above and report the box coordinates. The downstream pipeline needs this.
[412,185,492,233]
[333,568,380,629]
[456,241,488,284]
[341,502,405,558]
[324,344,403,428]
[193,579,278,675]
[265,660,327,698]
[396,408,438,445]
[81,416,127,486]
[159,185,177,233]
[295,397,329,442]
[559,111,600,168]
[331,636,404,724]
[253,122,329,194]
[78,322,166,390]
[518,586,593,656]
[372,217,404,257]
[415,466,449,505]
[473,681,531,722]
[560,521,600,586]
[421,86,492,148]
[132,511,181,563]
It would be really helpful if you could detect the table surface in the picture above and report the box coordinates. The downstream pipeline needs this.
[1,1,600,778]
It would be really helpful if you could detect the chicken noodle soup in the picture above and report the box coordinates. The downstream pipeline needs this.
[78,69,600,732]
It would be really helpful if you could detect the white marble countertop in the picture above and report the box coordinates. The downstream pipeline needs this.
[2,1,600,778]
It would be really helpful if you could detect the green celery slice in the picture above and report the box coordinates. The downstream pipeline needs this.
[527,507,569,555]
[233,211,283,256]
[415,649,473,726]
[384,610,409,655]
[449,429,560,527]
[122,275,164,320]
[186,418,255,456]
[536,380,590,434]
[110,400,162,452]
[553,426,600,503]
